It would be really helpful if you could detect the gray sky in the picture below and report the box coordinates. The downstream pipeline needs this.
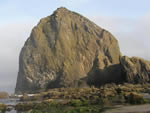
[0,0,150,93]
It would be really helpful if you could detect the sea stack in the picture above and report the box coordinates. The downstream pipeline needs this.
[16,7,150,94]
[15,7,122,93]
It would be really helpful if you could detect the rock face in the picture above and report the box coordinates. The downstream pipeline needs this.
[15,7,122,93]
[120,56,150,83]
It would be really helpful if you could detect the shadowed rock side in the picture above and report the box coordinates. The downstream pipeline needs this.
[120,56,150,83]
[15,7,122,93]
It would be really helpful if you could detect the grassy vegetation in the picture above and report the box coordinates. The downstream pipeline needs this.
[15,83,150,112]
[16,94,148,113]
[124,92,145,104]
[0,104,7,112]
[30,106,105,113]
[15,99,106,113]
[30,100,105,113]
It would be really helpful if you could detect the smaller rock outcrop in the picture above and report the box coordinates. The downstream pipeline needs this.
[120,56,150,83]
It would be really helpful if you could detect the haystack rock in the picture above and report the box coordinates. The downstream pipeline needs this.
[15,7,123,93]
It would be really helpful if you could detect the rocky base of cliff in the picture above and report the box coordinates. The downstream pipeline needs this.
[13,83,150,113]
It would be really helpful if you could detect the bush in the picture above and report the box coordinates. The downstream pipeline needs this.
[110,95,125,104]
[116,88,122,95]
[92,96,104,105]
[125,93,145,104]
[0,104,7,112]
[31,110,42,113]
[80,97,90,106]
[33,103,48,110]
[69,99,82,107]
[15,103,34,111]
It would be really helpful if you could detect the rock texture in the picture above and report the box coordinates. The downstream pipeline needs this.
[120,56,150,83]
[15,7,122,93]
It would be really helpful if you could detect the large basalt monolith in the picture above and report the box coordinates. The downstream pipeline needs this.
[15,7,122,93]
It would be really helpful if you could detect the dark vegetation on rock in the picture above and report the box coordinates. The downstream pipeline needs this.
[15,7,150,93]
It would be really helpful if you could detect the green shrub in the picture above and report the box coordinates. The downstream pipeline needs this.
[80,97,90,106]
[31,110,42,113]
[91,96,104,105]
[116,88,122,95]
[0,104,7,112]
[69,99,82,107]
[15,103,34,111]
[125,93,145,104]
[33,103,48,110]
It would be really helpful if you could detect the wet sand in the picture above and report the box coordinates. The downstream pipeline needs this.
[105,104,150,113]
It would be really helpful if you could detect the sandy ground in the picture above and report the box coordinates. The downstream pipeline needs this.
[104,104,150,113]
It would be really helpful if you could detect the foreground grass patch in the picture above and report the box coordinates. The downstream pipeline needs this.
[30,106,105,113]
[0,104,7,112]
